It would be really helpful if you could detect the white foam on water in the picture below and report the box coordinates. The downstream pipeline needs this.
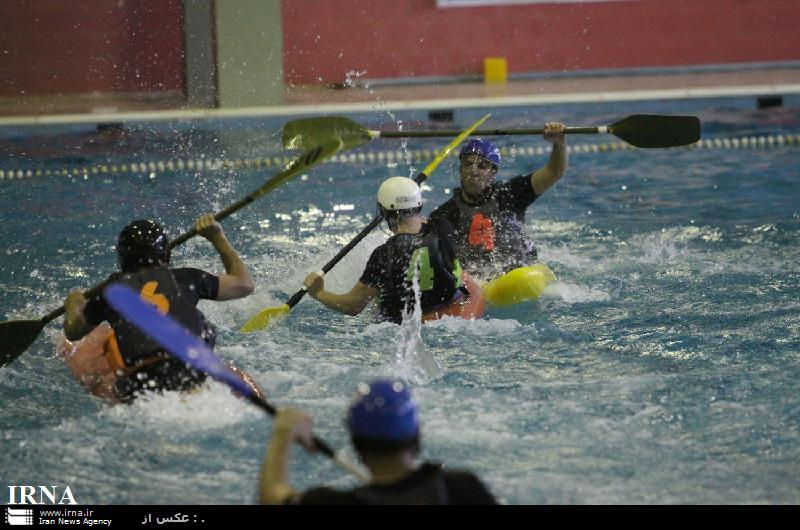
[195,229,388,330]
[415,387,517,446]
[629,225,725,266]
[542,244,600,270]
[97,382,258,431]
[425,315,523,336]
[532,219,592,238]
[543,281,611,303]
[635,235,685,264]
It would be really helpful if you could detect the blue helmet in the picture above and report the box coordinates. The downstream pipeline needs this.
[346,380,419,441]
[459,138,501,168]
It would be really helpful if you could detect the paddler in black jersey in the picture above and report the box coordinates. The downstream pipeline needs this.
[303,176,471,324]
[62,214,261,404]
[428,122,568,280]
[260,379,498,505]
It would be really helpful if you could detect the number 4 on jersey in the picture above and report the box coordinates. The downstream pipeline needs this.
[468,213,495,251]
[407,248,435,291]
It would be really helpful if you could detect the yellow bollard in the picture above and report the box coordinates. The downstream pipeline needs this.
[484,57,508,84]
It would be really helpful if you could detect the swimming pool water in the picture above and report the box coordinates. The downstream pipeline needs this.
[1,95,799,504]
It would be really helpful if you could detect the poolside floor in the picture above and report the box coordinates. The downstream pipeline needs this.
[1,65,799,120]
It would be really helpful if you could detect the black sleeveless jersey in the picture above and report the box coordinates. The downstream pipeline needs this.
[297,462,497,505]
[429,175,540,278]
[83,266,218,367]
[359,219,462,324]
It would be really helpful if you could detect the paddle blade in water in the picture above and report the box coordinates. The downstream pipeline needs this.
[609,114,701,148]
[283,117,372,151]
[0,319,47,367]
[240,304,291,333]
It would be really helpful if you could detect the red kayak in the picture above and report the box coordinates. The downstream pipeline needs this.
[57,324,121,403]
[422,272,486,322]
[57,324,264,404]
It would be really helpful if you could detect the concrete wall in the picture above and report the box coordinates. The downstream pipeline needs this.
[215,0,283,107]
[184,0,218,107]
[1,0,797,100]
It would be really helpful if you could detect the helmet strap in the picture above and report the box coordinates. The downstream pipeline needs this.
[380,204,421,232]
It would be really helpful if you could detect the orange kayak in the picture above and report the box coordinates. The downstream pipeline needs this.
[422,272,485,322]
[57,324,264,403]
[57,324,120,403]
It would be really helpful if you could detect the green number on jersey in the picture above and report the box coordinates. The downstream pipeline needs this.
[407,248,435,291]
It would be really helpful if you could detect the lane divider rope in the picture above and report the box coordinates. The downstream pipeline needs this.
[1,134,798,180]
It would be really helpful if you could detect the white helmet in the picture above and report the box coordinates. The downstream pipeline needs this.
[377,176,422,211]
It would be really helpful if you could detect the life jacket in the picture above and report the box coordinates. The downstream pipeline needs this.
[102,330,147,375]
[382,221,463,320]
[452,192,537,273]
[405,233,462,308]
[104,267,209,369]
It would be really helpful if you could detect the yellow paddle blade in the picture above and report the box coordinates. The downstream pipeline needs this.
[239,304,291,332]
[421,113,491,177]
[482,264,557,307]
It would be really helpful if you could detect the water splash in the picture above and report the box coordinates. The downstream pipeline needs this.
[343,70,367,88]
[394,253,442,384]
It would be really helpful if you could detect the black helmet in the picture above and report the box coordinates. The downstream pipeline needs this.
[116,219,170,272]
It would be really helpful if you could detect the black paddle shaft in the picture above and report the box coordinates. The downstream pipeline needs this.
[377,126,593,138]
[375,116,700,148]
[0,142,341,368]
[284,170,430,310]
[283,114,700,151]
[248,394,336,458]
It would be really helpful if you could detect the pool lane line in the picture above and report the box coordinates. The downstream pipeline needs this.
[0,134,798,181]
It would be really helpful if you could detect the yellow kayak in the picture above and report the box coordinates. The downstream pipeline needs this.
[481,264,557,308]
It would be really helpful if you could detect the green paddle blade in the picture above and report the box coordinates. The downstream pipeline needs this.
[240,304,291,333]
[0,319,47,367]
[283,117,372,151]
[609,114,701,148]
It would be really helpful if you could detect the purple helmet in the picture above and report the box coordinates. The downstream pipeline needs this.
[459,138,501,168]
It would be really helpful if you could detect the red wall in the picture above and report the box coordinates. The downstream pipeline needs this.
[2,0,797,98]
[0,0,184,96]
[282,0,800,85]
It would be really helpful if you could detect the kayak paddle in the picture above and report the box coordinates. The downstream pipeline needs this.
[283,114,701,151]
[103,283,368,481]
[240,113,492,332]
[0,140,342,368]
